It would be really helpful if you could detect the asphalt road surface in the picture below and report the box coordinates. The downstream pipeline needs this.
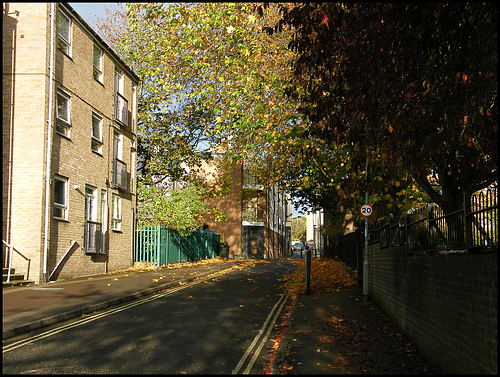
[2,261,297,374]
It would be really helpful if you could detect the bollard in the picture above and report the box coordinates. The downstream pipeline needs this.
[305,248,311,294]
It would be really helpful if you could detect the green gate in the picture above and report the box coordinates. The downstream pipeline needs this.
[135,227,221,267]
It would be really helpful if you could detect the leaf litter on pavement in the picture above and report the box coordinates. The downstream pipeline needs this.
[264,257,436,374]
[263,257,358,373]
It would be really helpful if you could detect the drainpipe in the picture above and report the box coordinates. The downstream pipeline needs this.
[43,2,56,283]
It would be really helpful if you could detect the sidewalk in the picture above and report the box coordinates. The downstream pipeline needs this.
[271,287,440,374]
[3,260,244,340]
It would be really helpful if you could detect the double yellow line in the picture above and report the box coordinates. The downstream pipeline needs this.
[232,291,289,374]
[3,263,246,354]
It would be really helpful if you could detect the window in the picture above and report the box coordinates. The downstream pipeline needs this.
[112,131,127,189]
[113,132,123,161]
[85,186,97,222]
[54,175,68,220]
[93,44,103,82]
[57,9,71,55]
[91,112,103,153]
[84,185,103,253]
[115,69,124,95]
[242,197,264,223]
[100,189,107,253]
[111,194,122,231]
[56,90,71,137]
[114,70,128,125]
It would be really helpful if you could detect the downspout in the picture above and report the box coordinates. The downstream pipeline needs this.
[43,2,56,283]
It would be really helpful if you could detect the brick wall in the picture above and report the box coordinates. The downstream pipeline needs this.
[201,159,243,258]
[3,3,137,283]
[2,3,51,282]
[48,3,137,280]
[369,244,497,374]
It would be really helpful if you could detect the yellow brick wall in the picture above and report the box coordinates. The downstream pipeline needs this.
[3,3,51,283]
[3,3,138,283]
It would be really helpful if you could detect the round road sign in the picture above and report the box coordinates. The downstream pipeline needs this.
[360,204,373,217]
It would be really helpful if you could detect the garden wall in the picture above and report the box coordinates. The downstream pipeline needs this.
[369,243,497,374]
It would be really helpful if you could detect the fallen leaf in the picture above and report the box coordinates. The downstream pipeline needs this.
[186,296,195,299]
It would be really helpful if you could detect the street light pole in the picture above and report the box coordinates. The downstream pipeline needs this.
[363,158,370,297]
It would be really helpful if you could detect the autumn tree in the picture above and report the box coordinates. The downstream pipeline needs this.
[122,2,299,164]
[271,3,497,245]
[291,216,306,241]
[93,3,304,233]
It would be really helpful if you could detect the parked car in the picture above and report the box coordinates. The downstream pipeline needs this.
[292,242,305,252]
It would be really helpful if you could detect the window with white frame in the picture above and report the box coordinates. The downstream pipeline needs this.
[84,185,103,253]
[111,193,122,231]
[56,90,71,137]
[85,185,98,222]
[115,69,124,95]
[57,9,71,55]
[93,44,103,82]
[54,175,68,220]
[113,132,123,161]
[100,189,107,253]
[114,69,128,125]
[91,112,103,154]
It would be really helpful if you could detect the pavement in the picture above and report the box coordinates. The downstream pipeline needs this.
[270,288,440,374]
[3,256,440,374]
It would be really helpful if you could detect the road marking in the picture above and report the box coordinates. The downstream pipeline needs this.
[232,291,289,374]
[3,264,246,354]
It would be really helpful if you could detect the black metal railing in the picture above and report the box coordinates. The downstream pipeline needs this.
[367,185,497,253]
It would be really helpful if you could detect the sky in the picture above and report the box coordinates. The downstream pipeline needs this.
[69,2,307,217]
[69,2,119,27]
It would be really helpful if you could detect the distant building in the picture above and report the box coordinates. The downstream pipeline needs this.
[306,209,324,255]
[3,3,139,283]
[200,156,290,259]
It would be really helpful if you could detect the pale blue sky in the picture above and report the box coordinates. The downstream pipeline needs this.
[69,2,120,27]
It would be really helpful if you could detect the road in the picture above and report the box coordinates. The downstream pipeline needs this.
[2,261,297,374]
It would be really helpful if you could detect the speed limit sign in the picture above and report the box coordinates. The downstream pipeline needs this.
[360,204,373,217]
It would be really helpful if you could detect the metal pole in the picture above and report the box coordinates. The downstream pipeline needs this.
[43,2,56,283]
[363,156,370,297]
[305,248,311,294]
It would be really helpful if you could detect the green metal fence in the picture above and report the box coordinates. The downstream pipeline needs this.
[135,226,221,267]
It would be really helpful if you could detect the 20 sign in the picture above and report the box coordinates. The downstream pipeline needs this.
[360,204,373,217]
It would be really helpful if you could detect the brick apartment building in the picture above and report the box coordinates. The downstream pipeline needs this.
[3,3,139,284]
[201,157,291,259]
